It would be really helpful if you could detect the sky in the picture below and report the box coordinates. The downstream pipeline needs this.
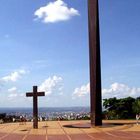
[0,0,140,107]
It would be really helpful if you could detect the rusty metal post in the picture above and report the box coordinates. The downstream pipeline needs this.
[88,0,102,126]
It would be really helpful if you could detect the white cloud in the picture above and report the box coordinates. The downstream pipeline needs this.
[7,87,26,100]
[8,87,18,98]
[8,87,17,92]
[72,83,90,99]
[34,0,80,24]
[102,83,140,99]
[1,69,27,82]
[72,82,140,99]
[39,75,63,96]
[8,93,18,98]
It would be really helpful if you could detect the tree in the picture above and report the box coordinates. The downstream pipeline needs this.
[132,99,140,114]
[103,97,118,110]
[103,97,119,119]
[103,97,135,119]
[116,97,135,119]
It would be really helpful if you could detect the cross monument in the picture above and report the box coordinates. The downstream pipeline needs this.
[26,86,45,129]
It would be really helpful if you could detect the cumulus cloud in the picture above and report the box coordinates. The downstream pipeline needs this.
[39,75,63,96]
[102,83,140,99]
[34,0,80,24]
[72,83,90,99]
[72,82,140,99]
[8,87,18,98]
[1,69,27,82]
[8,93,18,98]
[7,87,25,100]
[8,87,17,92]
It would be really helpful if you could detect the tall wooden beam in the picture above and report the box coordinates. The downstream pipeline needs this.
[88,0,102,126]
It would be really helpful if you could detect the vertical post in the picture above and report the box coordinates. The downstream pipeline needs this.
[33,86,38,129]
[88,0,102,126]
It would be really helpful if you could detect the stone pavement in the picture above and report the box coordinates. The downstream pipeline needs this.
[0,120,140,140]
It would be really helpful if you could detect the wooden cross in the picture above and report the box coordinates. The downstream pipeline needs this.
[26,86,45,129]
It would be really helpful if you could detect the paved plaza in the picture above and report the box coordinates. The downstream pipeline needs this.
[0,120,140,140]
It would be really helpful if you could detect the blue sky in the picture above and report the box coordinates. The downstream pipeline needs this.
[0,0,140,107]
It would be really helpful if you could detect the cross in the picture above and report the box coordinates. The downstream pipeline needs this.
[26,86,45,129]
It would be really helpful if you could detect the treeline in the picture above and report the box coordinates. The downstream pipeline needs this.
[103,97,140,120]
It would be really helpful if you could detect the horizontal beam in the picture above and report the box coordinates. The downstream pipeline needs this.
[26,93,33,97]
[26,92,45,97]
[37,92,45,96]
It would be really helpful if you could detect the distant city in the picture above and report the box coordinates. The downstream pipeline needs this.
[0,107,90,123]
